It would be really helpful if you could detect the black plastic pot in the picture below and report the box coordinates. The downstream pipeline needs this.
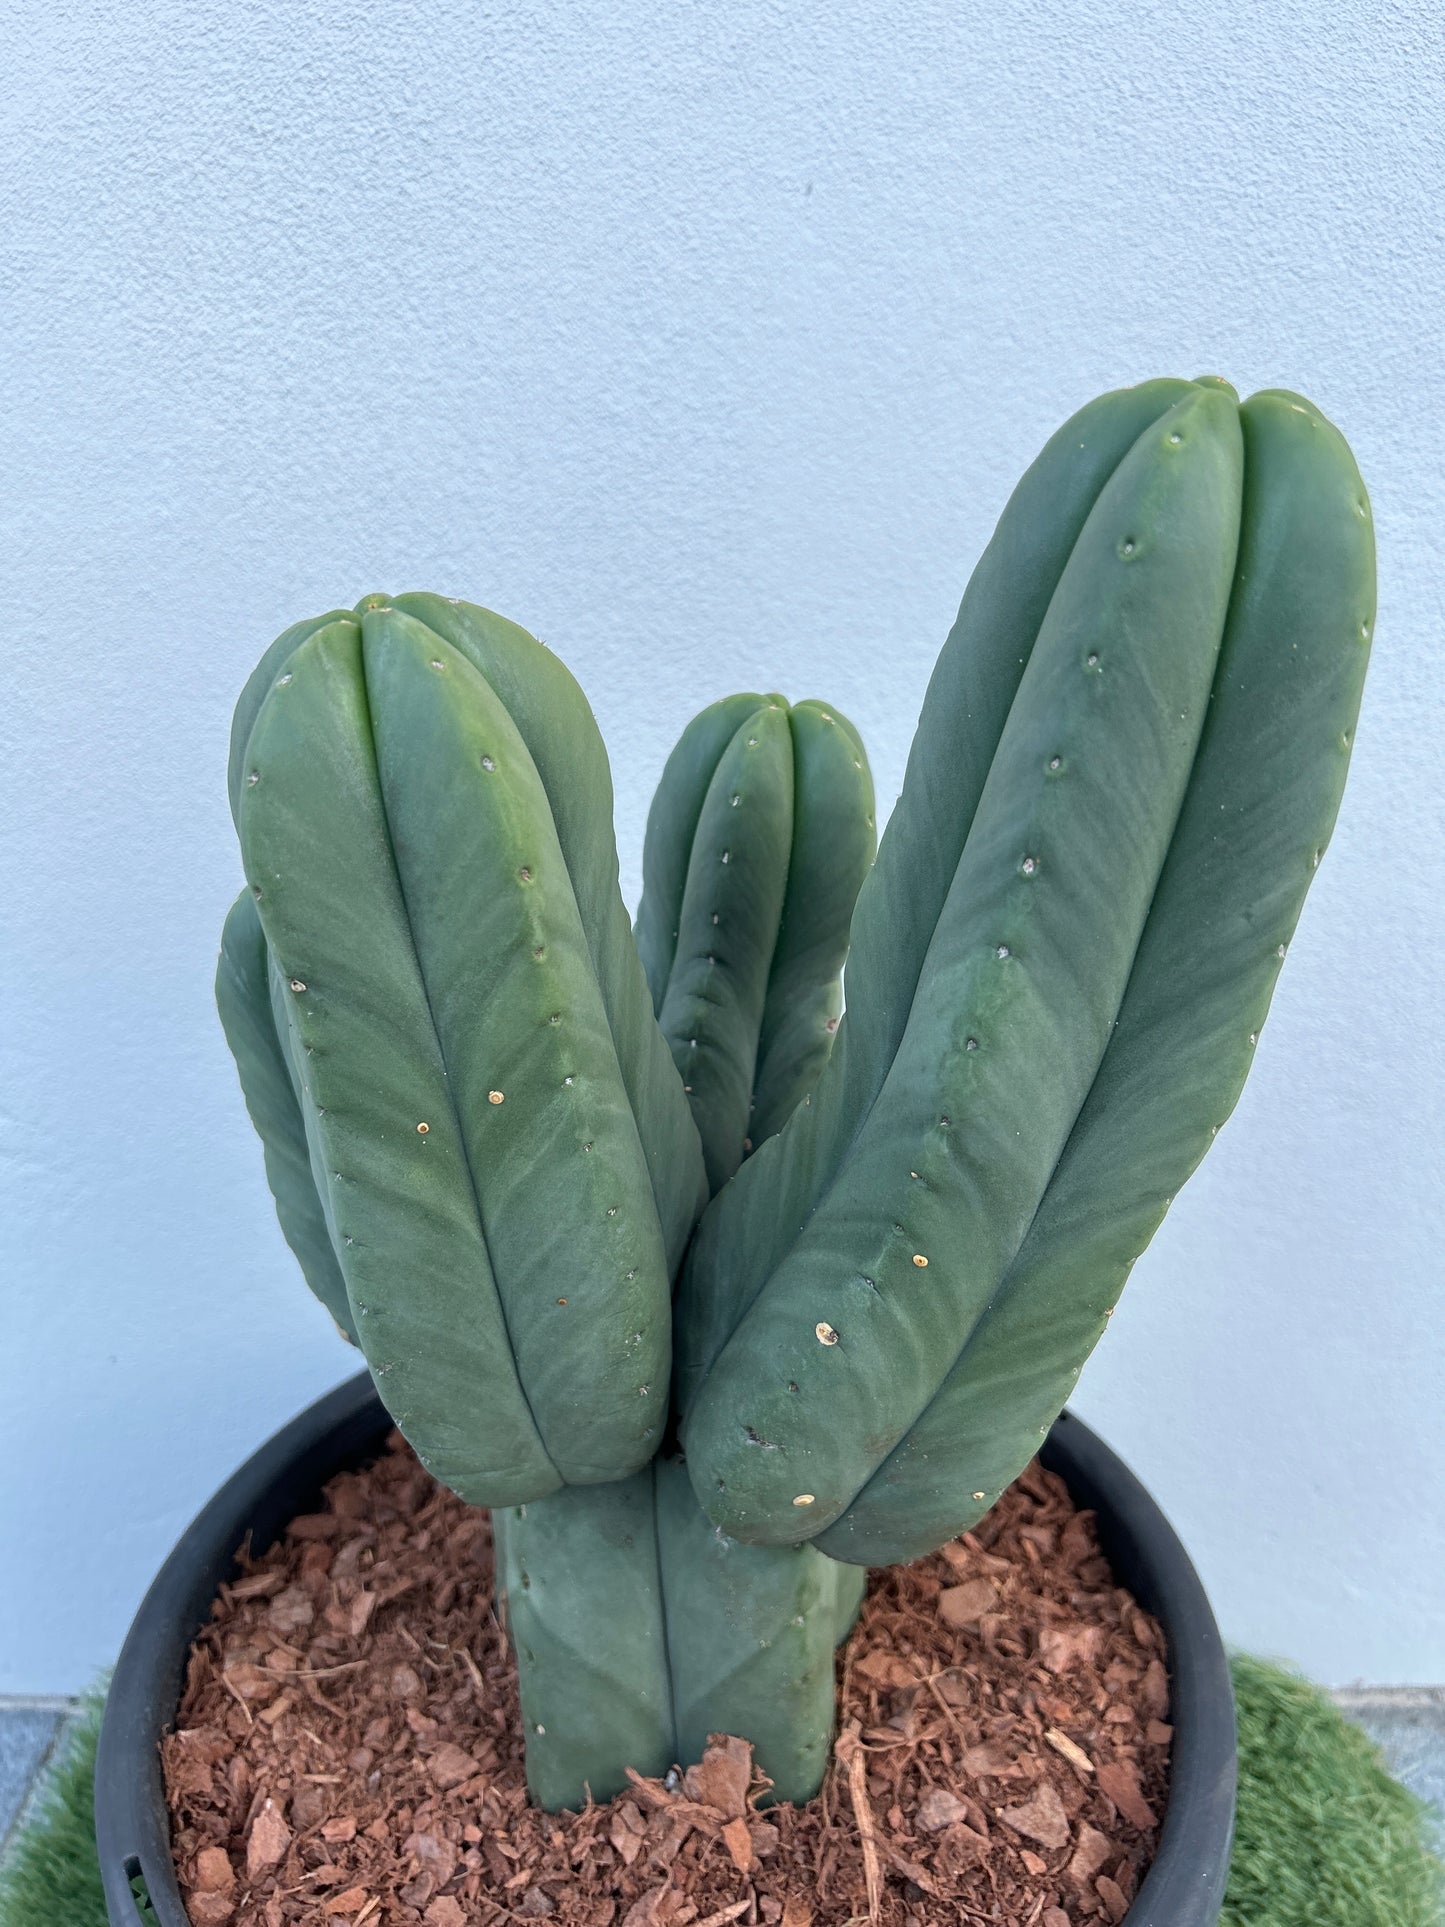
[96,1374,1235,1925]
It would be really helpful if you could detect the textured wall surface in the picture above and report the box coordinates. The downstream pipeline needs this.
[3,0,1442,1692]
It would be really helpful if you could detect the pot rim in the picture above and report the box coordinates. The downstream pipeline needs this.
[95,1374,1235,1926]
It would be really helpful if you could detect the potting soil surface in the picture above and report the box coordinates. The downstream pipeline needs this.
[163,1431,1173,1926]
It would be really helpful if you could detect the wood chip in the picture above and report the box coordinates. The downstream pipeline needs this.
[1068,1822,1114,1888]
[916,1788,969,1832]
[1096,1759,1156,1830]
[1037,1623,1104,1673]
[937,1579,997,1627]
[192,1847,235,1893]
[1096,1872,1130,1922]
[721,1817,755,1875]
[1044,1726,1094,1774]
[245,1799,291,1879]
[321,1888,370,1916]
[427,1741,484,1789]
[998,1779,1071,1849]
[685,1736,753,1819]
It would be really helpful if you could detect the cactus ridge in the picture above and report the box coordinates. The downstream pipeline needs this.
[680,379,1355,1550]
[215,888,358,1344]
[815,387,1376,1561]
[230,597,705,1504]
[635,694,875,1192]
[749,701,877,1147]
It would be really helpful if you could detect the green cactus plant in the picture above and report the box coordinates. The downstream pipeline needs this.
[219,377,1374,1813]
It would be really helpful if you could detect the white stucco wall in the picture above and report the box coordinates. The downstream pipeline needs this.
[3,1,1441,1693]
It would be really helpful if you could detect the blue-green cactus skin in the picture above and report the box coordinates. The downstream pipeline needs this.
[679,380,1374,1561]
[229,597,705,1504]
[215,888,358,1344]
[635,695,875,1190]
[494,1462,865,1811]
[218,375,1374,1814]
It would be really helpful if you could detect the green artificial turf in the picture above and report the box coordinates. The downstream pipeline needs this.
[1222,1655,1442,1927]
[2,1659,1440,1925]
[0,1690,110,1926]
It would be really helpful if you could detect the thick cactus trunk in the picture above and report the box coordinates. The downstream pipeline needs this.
[492,1461,865,1810]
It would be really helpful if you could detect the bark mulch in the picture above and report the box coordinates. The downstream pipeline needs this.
[165,1433,1172,1927]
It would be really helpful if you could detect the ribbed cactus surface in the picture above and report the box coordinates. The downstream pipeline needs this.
[218,375,1373,1812]
[677,380,1375,1562]
[229,595,706,1504]
[635,693,876,1189]
[494,1460,864,1810]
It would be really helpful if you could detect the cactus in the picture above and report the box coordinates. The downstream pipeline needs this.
[219,378,1373,1812]
[634,694,876,1189]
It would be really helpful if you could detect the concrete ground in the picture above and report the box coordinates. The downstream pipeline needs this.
[3,1690,1443,1863]
[0,1698,75,1858]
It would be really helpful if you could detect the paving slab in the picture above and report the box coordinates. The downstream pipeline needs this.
[0,1702,68,1853]
[1336,1689,1445,1853]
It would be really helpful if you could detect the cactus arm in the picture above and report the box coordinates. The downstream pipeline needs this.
[214,889,358,1344]
[356,606,673,1482]
[495,1459,866,1811]
[634,694,775,1013]
[389,594,709,1274]
[238,616,561,1504]
[654,704,795,1191]
[748,702,877,1149]
[817,388,1376,1562]
[673,379,1200,1411]
[681,386,1245,1543]
[636,695,875,1192]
